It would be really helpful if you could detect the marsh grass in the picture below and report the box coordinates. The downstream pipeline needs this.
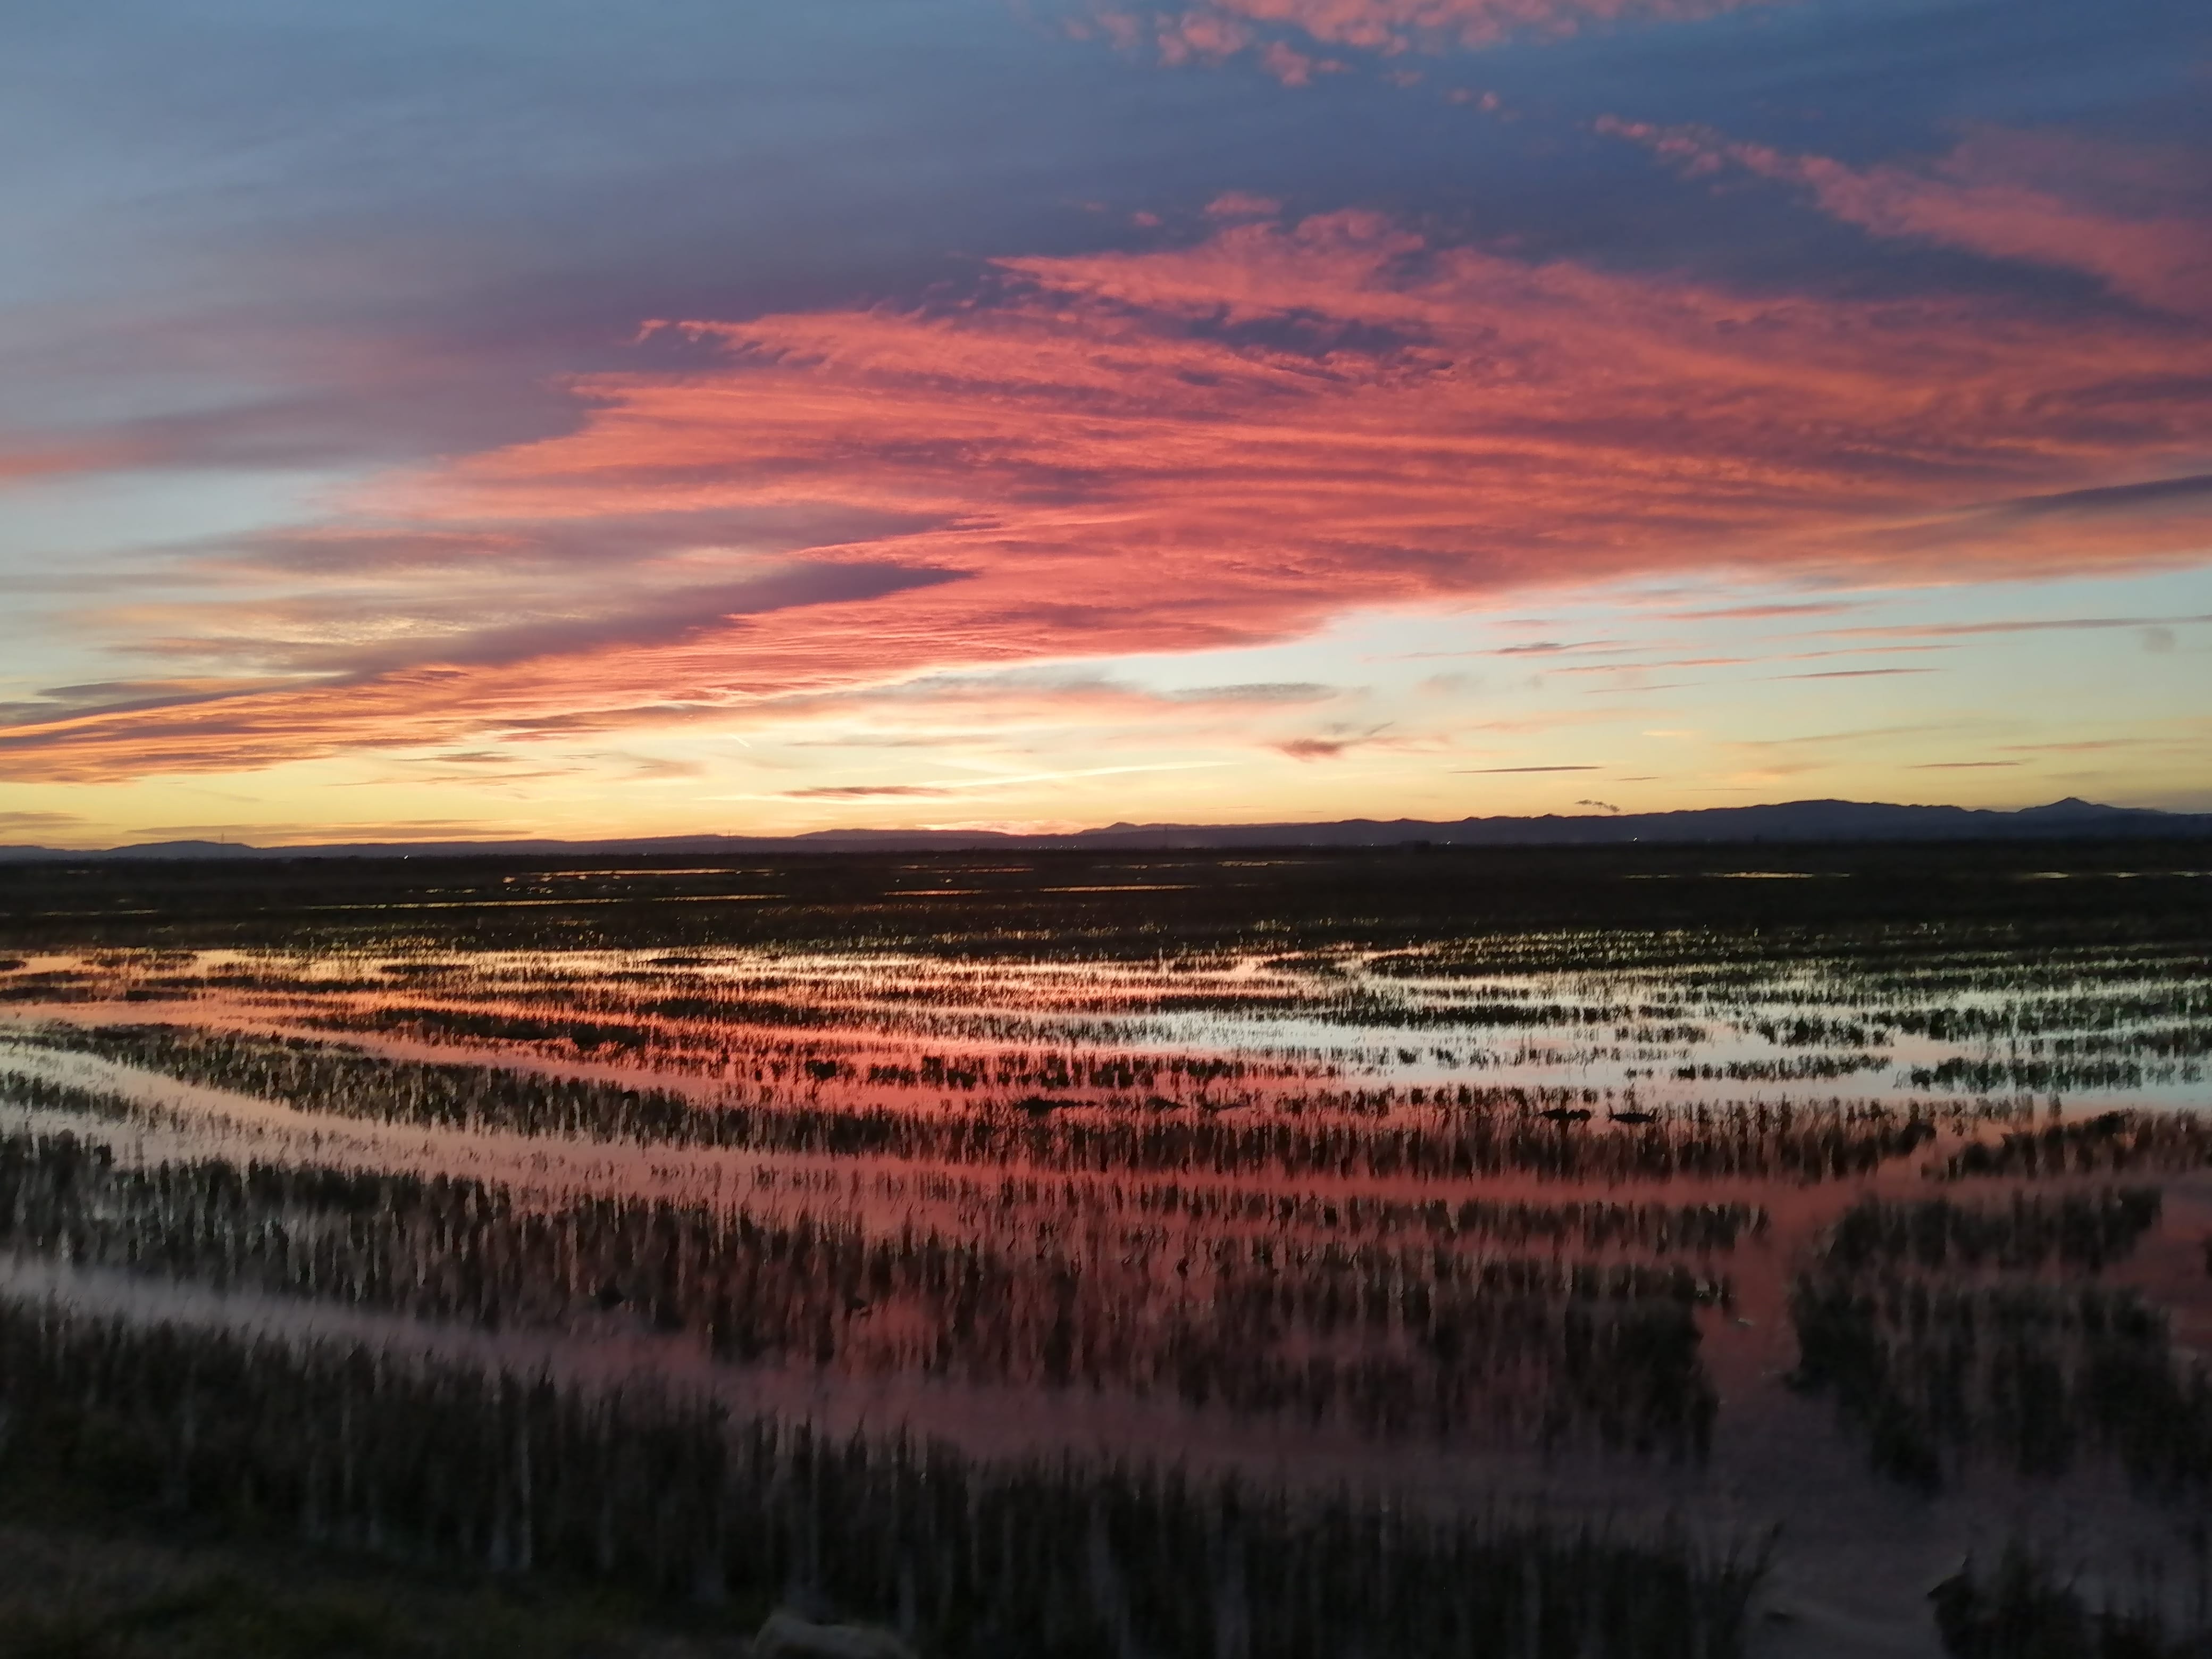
[0,1129,1722,1451]
[0,1297,1769,1659]
[1788,1194,2212,1492]
[12,1026,1987,1186]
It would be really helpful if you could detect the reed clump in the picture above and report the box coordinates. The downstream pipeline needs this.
[1787,1192,2212,1493]
[1822,1190,2161,1274]
[1930,1544,2212,1658]
[1942,1114,2212,1179]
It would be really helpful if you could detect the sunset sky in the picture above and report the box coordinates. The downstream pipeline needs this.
[3,0,2209,847]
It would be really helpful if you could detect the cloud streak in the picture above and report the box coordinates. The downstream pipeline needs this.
[1600,120,2212,318]
[1082,0,1768,82]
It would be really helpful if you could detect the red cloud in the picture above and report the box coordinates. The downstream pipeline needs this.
[4,207,2209,781]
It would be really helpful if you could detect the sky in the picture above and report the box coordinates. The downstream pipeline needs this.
[2,0,2209,847]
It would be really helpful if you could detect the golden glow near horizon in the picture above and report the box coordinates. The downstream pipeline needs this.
[6,573,2205,848]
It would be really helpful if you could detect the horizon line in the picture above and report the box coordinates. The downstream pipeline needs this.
[5,795,2208,859]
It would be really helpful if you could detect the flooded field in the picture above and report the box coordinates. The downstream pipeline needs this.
[1,843,2209,1656]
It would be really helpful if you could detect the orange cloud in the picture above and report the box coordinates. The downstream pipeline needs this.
[4,207,2210,781]
[1600,119,2212,317]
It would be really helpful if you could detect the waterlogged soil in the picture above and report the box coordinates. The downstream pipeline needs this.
[2,857,2211,1657]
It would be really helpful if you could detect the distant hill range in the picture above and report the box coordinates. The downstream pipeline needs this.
[3,797,2209,861]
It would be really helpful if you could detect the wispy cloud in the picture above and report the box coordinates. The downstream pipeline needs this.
[1495,639,1629,656]
[118,560,962,680]
[761,760,1232,799]
[782,784,944,799]
[0,810,83,833]
[1662,600,1864,622]
[1553,656,1750,674]
[1775,667,1941,680]
[1080,0,1770,83]
[1274,722,1394,760]
[1825,612,2212,642]
[1600,119,2212,317]
[0,440,141,487]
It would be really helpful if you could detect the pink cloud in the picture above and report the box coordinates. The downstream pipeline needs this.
[4,207,2209,781]
[1091,0,1767,73]
[1258,40,1319,83]
[1204,191,1285,218]
[1155,9,1253,63]
[1601,118,2212,317]
[0,438,143,484]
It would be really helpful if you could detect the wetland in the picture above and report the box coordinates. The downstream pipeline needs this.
[1,841,2209,1656]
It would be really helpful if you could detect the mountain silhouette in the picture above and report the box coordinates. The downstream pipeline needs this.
[3,798,2207,860]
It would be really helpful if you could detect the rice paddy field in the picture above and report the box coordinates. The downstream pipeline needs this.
[2,840,2210,1657]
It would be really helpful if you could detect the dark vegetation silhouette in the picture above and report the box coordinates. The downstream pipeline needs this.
[6,1025,2035,1186]
[0,1128,1721,1452]
[1786,1192,2212,1493]
[1931,1545,2212,1658]
[2,841,2208,956]
[0,1298,1769,1659]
